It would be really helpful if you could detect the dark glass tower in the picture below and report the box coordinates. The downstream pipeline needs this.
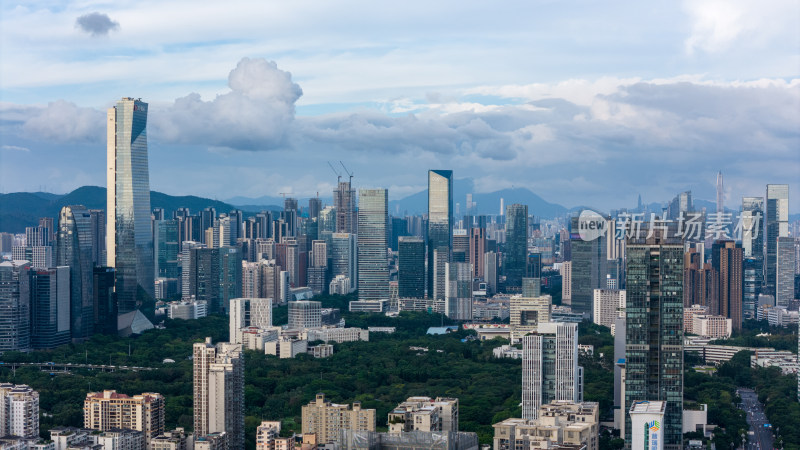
[30,267,71,349]
[625,231,683,450]
[570,216,607,318]
[398,236,425,298]
[504,204,528,291]
[57,205,95,341]
[107,97,154,314]
[427,170,453,300]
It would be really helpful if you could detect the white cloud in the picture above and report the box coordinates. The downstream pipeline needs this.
[0,145,29,152]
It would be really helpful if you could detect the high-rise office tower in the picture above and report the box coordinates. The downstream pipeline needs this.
[11,245,52,270]
[319,207,337,234]
[57,205,95,341]
[88,209,106,266]
[29,266,71,349]
[522,322,580,420]
[282,200,298,238]
[0,383,40,439]
[331,233,357,293]
[716,171,724,214]
[741,197,764,300]
[93,267,117,335]
[334,181,357,234]
[398,236,425,298]
[469,227,486,279]
[229,298,272,344]
[452,230,469,263]
[26,224,50,247]
[664,191,693,221]
[228,210,243,245]
[185,247,242,314]
[484,251,498,296]
[776,237,796,306]
[625,231,683,449]
[107,97,154,314]
[445,262,473,320]
[0,260,31,353]
[201,208,217,244]
[764,184,789,297]
[504,204,528,292]
[308,197,322,221]
[193,338,244,449]
[156,219,180,279]
[570,217,607,318]
[711,240,743,330]
[428,170,453,300]
[357,189,389,302]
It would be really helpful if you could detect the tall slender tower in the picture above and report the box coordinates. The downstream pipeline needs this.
[334,180,357,234]
[357,188,389,302]
[764,184,789,297]
[193,338,244,449]
[427,170,453,300]
[625,230,683,450]
[57,205,94,341]
[107,98,154,315]
[504,204,528,292]
[716,171,724,214]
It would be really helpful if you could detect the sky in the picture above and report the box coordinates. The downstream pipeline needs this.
[1,0,798,212]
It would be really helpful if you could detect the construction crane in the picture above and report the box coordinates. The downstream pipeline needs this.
[340,161,353,183]
[279,192,292,199]
[327,162,342,183]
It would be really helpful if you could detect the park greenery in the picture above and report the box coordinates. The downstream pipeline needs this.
[0,293,797,449]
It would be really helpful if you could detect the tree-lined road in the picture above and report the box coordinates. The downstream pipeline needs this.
[738,388,775,450]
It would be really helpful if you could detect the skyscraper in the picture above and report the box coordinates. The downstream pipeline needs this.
[29,266,71,349]
[764,184,789,297]
[229,298,272,344]
[711,240,743,331]
[716,171,724,214]
[0,261,31,353]
[398,236,425,299]
[776,237,796,307]
[504,204,528,292]
[570,217,607,318]
[107,97,154,314]
[445,262,473,320]
[193,338,244,449]
[57,205,95,341]
[331,233,357,293]
[357,189,389,302]
[741,197,764,310]
[625,231,683,449]
[334,181,357,234]
[522,322,580,420]
[428,170,453,300]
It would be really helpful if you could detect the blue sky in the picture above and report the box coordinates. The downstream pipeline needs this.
[1,0,798,211]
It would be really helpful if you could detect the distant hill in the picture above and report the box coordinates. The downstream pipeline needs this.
[0,186,240,233]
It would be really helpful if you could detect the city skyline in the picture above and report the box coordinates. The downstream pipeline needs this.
[0,1,798,212]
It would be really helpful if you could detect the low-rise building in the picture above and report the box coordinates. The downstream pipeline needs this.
[348,300,388,313]
[492,401,599,450]
[168,300,208,320]
[309,344,334,358]
[301,393,376,444]
[683,305,708,334]
[305,327,369,343]
[691,315,732,338]
[241,326,280,351]
[493,345,523,359]
[338,430,479,450]
[265,338,308,358]
[751,349,799,374]
[50,427,145,450]
[387,397,459,433]
[151,428,189,450]
[194,432,227,450]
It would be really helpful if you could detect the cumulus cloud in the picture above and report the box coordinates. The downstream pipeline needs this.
[75,12,120,36]
[152,58,302,150]
[18,100,105,143]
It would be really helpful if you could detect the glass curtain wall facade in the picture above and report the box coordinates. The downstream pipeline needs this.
[625,232,683,450]
[357,189,389,301]
[427,170,453,300]
[504,204,528,292]
[57,205,95,341]
[764,185,788,297]
[398,236,425,298]
[107,98,154,314]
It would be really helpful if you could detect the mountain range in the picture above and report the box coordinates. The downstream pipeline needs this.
[2,183,793,233]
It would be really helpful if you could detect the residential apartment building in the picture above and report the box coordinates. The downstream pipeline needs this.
[493,401,599,450]
[83,390,164,447]
[0,384,39,439]
[388,397,459,433]
[301,393,376,444]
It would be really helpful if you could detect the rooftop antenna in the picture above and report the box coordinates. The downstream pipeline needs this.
[328,162,342,183]
[340,161,353,183]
